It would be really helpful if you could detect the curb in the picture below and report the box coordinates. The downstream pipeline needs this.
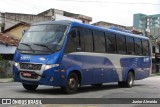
[0,78,14,83]
[150,73,160,77]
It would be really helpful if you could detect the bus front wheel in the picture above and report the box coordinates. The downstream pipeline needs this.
[62,73,79,94]
[22,83,38,91]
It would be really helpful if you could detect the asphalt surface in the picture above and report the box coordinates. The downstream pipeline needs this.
[0,76,160,107]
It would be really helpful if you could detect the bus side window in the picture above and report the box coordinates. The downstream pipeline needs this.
[77,27,85,52]
[93,30,106,53]
[135,38,142,55]
[83,28,93,52]
[116,35,126,54]
[142,39,149,56]
[126,37,135,55]
[64,28,79,53]
[105,33,116,53]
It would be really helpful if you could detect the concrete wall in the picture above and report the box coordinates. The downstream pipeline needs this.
[54,14,82,23]
[4,13,51,30]
[0,12,2,32]
[38,9,92,24]
[38,9,54,16]
[93,22,127,30]
[0,44,16,54]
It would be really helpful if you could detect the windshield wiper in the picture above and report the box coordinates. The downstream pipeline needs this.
[33,43,54,52]
[19,43,34,53]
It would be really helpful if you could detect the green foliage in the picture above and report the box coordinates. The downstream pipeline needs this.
[0,55,13,78]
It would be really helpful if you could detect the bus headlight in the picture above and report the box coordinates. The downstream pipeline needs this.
[14,62,20,69]
[44,64,59,70]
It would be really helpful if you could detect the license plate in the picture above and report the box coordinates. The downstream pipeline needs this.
[22,72,32,77]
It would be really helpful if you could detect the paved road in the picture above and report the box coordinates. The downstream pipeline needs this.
[0,76,160,107]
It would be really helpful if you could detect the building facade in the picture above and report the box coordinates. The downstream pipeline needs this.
[0,8,92,41]
[0,12,3,32]
[38,8,92,24]
[92,21,127,30]
[2,12,51,30]
[0,8,92,32]
[133,13,160,55]
[133,13,160,72]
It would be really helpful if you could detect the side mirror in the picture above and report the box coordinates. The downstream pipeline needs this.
[22,29,27,36]
[69,30,77,38]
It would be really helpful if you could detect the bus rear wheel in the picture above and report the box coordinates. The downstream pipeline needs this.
[62,73,79,94]
[125,71,134,87]
[22,83,38,91]
[118,71,134,88]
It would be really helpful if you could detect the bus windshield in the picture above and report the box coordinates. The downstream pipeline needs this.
[18,24,68,54]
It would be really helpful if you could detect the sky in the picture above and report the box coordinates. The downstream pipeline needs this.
[0,0,160,26]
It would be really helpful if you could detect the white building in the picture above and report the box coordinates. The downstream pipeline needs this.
[0,12,2,32]
[0,33,19,60]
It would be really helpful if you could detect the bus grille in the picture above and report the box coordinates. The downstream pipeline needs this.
[20,63,42,70]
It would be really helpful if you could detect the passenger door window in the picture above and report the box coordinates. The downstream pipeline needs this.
[64,28,79,53]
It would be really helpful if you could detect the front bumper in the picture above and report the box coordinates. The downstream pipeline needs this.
[12,65,67,86]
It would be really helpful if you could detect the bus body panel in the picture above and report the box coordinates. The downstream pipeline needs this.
[12,20,151,89]
[121,56,151,81]
[13,50,62,64]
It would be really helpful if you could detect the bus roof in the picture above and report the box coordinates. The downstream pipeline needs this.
[32,20,72,26]
[32,20,149,40]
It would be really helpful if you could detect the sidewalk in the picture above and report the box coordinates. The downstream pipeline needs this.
[0,78,13,83]
[150,72,160,76]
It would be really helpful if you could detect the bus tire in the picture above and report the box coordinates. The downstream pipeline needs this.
[124,71,134,88]
[62,73,79,94]
[22,83,38,91]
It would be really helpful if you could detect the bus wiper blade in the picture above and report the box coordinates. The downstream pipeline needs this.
[20,43,30,46]
[20,43,34,53]
[33,43,53,52]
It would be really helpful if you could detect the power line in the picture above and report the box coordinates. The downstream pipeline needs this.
[1,0,38,13]
[59,0,160,5]
[18,0,47,10]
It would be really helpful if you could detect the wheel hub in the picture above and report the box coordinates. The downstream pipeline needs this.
[128,75,133,86]
[68,78,76,88]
